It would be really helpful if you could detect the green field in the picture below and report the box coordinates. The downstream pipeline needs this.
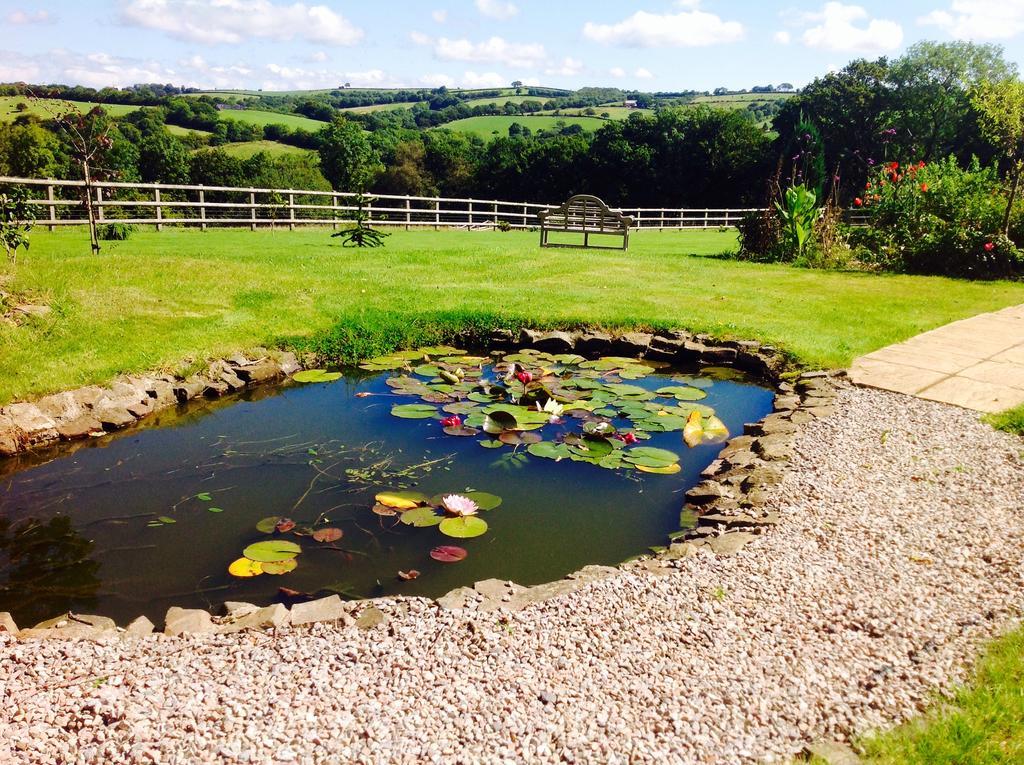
[0,96,142,123]
[539,106,652,120]
[462,95,546,108]
[216,140,314,159]
[3,227,1024,405]
[165,124,212,137]
[340,101,425,113]
[220,109,328,131]
[441,115,608,139]
[690,92,794,111]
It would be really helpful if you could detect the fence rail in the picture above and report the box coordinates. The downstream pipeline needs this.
[1,176,762,232]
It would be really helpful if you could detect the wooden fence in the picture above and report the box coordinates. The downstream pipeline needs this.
[0,176,764,232]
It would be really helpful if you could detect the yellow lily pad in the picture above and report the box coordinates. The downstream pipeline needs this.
[228,558,264,577]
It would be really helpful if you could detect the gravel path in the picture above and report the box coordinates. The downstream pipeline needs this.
[2,384,1023,764]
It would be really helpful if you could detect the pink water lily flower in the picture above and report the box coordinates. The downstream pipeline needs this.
[615,432,639,445]
[442,494,479,517]
[515,370,533,384]
[440,415,462,428]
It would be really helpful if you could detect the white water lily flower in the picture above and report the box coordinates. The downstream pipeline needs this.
[537,398,564,422]
[442,494,479,517]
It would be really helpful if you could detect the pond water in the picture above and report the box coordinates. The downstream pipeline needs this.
[0,348,774,626]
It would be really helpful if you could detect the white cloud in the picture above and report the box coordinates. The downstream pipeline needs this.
[118,0,363,46]
[545,56,584,76]
[432,9,448,23]
[919,1,1024,40]
[418,70,514,88]
[582,6,744,47]
[475,0,518,20]
[308,50,328,62]
[410,31,432,45]
[799,2,903,52]
[774,30,792,44]
[634,67,654,79]
[7,9,54,25]
[434,36,546,68]
[609,66,626,77]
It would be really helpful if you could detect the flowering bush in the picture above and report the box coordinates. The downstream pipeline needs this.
[849,156,1023,278]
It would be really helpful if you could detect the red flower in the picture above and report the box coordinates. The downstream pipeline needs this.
[515,370,533,384]
[854,197,863,207]
[917,161,926,169]
[615,432,639,445]
[984,242,995,252]
[920,183,928,192]
[889,161,899,170]
[865,182,872,190]
[440,415,462,428]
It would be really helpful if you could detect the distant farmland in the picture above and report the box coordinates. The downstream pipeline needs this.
[219,109,328,131]
[440,114,607,140]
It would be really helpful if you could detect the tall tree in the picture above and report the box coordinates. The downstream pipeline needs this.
[317,117,382,192]
[971,79,1024,234]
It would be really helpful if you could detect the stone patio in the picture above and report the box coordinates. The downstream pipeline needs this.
[849,303,1024,413]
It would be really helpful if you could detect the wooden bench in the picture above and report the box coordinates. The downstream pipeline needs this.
[537,194,634,250]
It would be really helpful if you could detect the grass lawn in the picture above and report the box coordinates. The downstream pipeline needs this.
[2,227,1024,405]
[216,140,314,159]
[856,626,1024,764]
[0,96,142,123]
[439,115,607,140]
[220,109,328,131]
[984,404,1024,436]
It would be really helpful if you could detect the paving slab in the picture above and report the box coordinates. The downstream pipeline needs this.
[850,303,1024,413]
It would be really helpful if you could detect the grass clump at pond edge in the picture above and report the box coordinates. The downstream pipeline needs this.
[855,625,1024,764]
[3,227,1024,405]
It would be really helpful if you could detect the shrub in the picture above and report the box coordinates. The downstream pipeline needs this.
[98,223,133,241]
[850,156,1023,278]
[0,185,35,264]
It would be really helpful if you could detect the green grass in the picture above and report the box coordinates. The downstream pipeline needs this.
[216,140,314,159]
[462,95,546,108]
[166,124,212,137]
[858,626,1024,764]
[440,115,608,140]
[0,96,142,123]
[340,102,425,113]
[538,106,652,120]
[220,109,328,131]
[3,227,1024,405]
[984,404,1024,436]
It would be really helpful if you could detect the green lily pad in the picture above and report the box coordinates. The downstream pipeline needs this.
[464,491,502,510]
[242,540,302,562]
[413,364,440,378]
[527,441,572,460]
[400,507,443,527]
[157,516,176,524]
[196,492,212,501]
[439,516,488,538]
[293,369,342,383]
[478,439,505,449]
[656,386,708,401]
[208,507,225,513]
[391,403,439,419]
[626,446,681,464]
[256,516,281,533]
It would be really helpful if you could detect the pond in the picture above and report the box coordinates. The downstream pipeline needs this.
[0,348,774,626]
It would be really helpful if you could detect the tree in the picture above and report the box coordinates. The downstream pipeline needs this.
[137,133,190,183]
[889,41,1016,162]
[0,122,65,178]
[373,140,437,196]
[971,78,1024,234]
[317,117,382,192]
[0,186,35,264]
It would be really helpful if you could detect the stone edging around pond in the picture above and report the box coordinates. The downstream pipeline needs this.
[0,328,842,639]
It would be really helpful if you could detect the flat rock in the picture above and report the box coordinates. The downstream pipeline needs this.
[705,532,758,555]
[174,379,205,402]
[473,578,526,601]
[700,346,738,364]
[5,402,57,443]
[355,606,387,630]
[97,406,136,431]
[223,601,260,618]
[278,352,302,376]
[533,330,576,353]
[125,616,155,636]
[232,359,282,384]
[576,332,613,356]
[0,414,21,456]
[436,586,477,611]
[57,415,104,440]
[741,465,786,491]
[802,741,862,764]
[686,480,728,504]
[13,304,51,318]
[614,332,653,356]
[35,392,84,422]
[753,435,795,462]
[218,603,290,633]
[0,611,19,635]
[290,595,347,626]
[164,607,216,636]
[27,613,117,639]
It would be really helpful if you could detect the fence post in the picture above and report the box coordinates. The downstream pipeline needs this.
[152,187,161,231]
[492,201,498,231]
[250,191,257,231]
[704,209,709,229]
[435,202,440,231]
[405,198,411,231]
[660,209,665,231]
[332,194,339,230]
[523,204,528,230]
[47,184,56,231]
[468,199,473,229]
[288,192,296,231]
[96,186,105,224]
[199,188,207,231]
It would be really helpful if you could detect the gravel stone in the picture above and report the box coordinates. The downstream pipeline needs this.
[2,385,1023,763]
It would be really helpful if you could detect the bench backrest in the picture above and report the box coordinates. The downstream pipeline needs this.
[539,194,633,231]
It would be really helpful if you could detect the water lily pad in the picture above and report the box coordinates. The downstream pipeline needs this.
[391,404,439,419]
[636,463,682,475]
[701,366,747,381]
[482,410,518,434]
[157,516,176,524]
[626,446,681,463]
[656,386,708,401]
[527,441,571,460]
[242,540,302,562]
[400,507,443,527]
[418,345,464,356]
[439,516,488,538]
[372,503,399,517]
[478,439,505,449]
[228,558,264,577]
[312,527,343,543]
[570,437,615,459]
[196,492,212,501]
[261,558,298,575]
[413,364,440,378]
[464,491,502,510]
[256,516,281,533]
[375,490,429,509]
[275,518,296,533]
[444,425,480,437]
[703,415,729,441]
[442,402,480,415]
[293,369,342,383]
[207,507,225,513]
[430,545,468,563]
[683,411,704,448]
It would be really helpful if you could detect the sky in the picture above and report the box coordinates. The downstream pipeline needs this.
[3,0,1024,93]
